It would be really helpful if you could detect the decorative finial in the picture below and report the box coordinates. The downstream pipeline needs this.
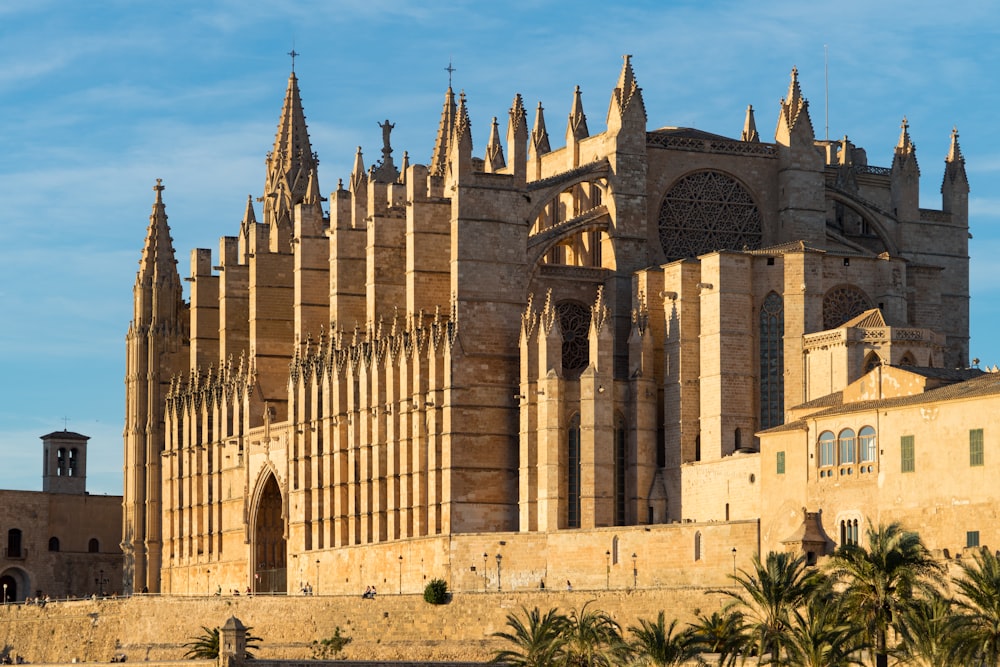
[153,178,164,192]
[288,48,300,73]
[445,58,456,88]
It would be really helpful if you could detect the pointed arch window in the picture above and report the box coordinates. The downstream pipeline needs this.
[614,413,627,526]
[759,292,784,429]
[567,414,581,528]
[863,352,882,374]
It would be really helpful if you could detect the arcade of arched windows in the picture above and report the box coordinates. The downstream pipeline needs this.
[817,425,877,479]
[532,181,606,235]
[534,181,609,269]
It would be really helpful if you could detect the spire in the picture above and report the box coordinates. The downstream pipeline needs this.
[485,116,506,172]
[350,146,367,193]
[531,102,551,155]
[450,91,473,179]
[264,71,319,227]
[608,54,647,124]
[507,93,528,183]
[892,116,919,174]
[135,179,182,323]
[776,66,814,141]
[942,126,969,196]
[430,86,457,177]
[741,104,759,142]
[454,91,473,148]
[239,194,257,239]
[567,85,589,142]
[947,126,966,164]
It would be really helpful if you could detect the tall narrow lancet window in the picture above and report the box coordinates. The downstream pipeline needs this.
[556,301,592,379]
[614,414,627,526]
[759,292,784,429]
[567,414,581,528]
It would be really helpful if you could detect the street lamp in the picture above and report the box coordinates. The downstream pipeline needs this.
[605,550,611,590]
[483,553,488,592]
[398,555,403,595]
[732,547,737,576]
[2,583,7,605]
[631,553,637,589]
[95,569,108,597]
[496,554,502,591]
[315,559,320,595]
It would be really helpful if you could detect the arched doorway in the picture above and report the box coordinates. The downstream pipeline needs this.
[0,569,26,603]
[253,474,286,594]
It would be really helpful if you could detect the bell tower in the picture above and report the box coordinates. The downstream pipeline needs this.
[41,430,88,494]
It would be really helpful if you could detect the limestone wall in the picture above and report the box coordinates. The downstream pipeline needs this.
[0,588,735,664]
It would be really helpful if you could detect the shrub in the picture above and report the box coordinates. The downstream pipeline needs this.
[423,578,449,604]
[311,627,352,659]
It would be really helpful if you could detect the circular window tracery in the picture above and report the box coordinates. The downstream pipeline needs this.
[658,170,762,261]
[822,285,874,330]
[556,300,591,377]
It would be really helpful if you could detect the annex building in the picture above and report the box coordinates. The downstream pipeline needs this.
[123,56,975,596]
[0,431,123,601]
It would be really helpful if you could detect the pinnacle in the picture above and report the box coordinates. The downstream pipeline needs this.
[508,94,527,136]
[430,86,457,176]
[531,101,550,155]
[486,116,506,172]
[567,85,589,141]
[947,126,965,163]
[741,104,759,143]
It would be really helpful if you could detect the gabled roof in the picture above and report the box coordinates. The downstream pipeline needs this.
[841,308,885,329]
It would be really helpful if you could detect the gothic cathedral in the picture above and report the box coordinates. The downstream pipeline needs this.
[123,57,969,594]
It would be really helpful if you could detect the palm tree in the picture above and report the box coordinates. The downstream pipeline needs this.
[716,550,824,664]
[626,611,699,666]
[827,521,942,667]
[182,625,261,660]
[559,602,624,667]
[894,588,961,667]
[183,626,220,660]
[687,608,744,666]
[783,592,867,667]
[950,547,1000,667]
[492,606,568,667]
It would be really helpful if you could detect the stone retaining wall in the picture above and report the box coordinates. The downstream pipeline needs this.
[0,587,733,664]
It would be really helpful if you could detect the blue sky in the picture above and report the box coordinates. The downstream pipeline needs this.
[1,1,999,495]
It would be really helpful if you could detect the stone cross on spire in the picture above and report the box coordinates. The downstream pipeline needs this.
[288,48,299,72]
[445,59,456,88]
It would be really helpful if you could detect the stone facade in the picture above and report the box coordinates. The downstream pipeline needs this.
[0,431,123,601]
[759,365,1000,560]
[122,56,970,595]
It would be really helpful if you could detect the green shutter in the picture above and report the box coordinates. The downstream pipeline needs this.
[970,429,984,467]
[901,435,915,473]
[776,451,785,475]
